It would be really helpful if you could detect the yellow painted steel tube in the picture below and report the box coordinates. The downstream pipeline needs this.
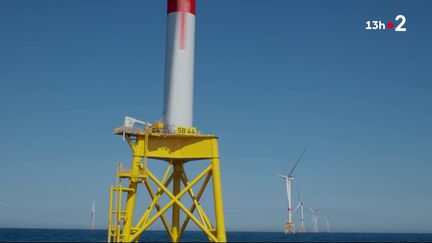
[130,166,212,242]
[143,179,174,241]
[135,163,173,229]
[123,137,145,242]
[172,162,182,242]
[211,140,227,242]
[174,195,218,242]
[136,175,173,229]
[148,167,218,242]
[122,175,138,241]
[180,172,213,230]
[116,186,122,242]
[178,172,212,239]
[108,186,114,242]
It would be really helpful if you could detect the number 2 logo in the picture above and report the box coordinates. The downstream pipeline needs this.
[395,15,407,32]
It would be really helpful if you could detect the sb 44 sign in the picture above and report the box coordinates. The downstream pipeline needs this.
[176,126,197,136]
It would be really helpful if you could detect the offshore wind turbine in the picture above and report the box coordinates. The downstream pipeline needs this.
[293,185,306,233]
[274,149,306,234]
[309,207,319,233]
[326,217,330,233]
[90,201,96,230]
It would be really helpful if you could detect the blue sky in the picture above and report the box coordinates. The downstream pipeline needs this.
[0,0,431,233]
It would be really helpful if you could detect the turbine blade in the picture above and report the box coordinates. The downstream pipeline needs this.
[272,173,287,179]
[288,148,306,176]
[297,183,302,202]
[293,203,301,214]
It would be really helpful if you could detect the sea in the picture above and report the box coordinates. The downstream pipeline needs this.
[0,229,432,242]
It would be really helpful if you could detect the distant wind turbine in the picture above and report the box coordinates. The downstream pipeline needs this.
[309,207,319,233]
[90,201,96,230]
[273,149,306,234]
[293,185,306,233]
[326,217,330,233]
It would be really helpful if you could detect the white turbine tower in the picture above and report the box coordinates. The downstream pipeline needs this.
[90,201,96,230]
[293,186,306,233]
[274,149,306,234]
[309,207,319,233]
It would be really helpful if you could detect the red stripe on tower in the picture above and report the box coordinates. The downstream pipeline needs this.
[167,0,196,15]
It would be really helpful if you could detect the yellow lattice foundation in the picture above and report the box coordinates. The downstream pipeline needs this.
[108,125,226,242]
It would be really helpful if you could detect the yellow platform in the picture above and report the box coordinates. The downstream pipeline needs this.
[108,125,227,242]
